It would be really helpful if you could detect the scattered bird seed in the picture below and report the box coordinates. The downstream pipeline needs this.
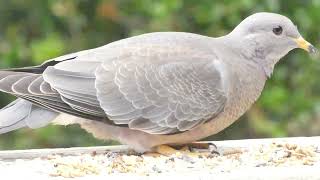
[0,141,319,178]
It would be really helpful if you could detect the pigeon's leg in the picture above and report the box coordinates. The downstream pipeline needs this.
[171,142,219,154]
[151,145,181,156]
[178,142,218,152]
[147,142,220,157]
[179,142,246,156]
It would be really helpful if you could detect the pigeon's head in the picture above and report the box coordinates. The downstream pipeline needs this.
[229,12,317,76]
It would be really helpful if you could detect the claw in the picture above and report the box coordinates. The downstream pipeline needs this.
[144,142,220,157]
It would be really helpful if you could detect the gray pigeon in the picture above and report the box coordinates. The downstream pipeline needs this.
[0,12,317,152]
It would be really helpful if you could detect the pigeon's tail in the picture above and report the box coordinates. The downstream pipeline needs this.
[0,98,59,134]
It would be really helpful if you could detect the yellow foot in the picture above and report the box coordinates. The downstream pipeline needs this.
[154,145,182,156]
[143,145,176,157]
[144,142,219,157]
[177,142,217,151]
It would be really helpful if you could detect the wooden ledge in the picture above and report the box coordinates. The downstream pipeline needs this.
[0,136,319,179]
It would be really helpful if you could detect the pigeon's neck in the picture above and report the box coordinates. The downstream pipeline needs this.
[259,58,280,78]
[220,34,282,78]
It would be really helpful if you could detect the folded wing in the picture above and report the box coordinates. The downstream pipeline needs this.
[1,32,229,134]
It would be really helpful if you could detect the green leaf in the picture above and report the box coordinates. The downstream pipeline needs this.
[31,34,65,64]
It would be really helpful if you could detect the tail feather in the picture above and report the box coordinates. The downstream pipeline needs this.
[0,98,59,134]
[0,119,27,134]
[0,99,31,126]
[26,105,58,128]
[0,61,79,134]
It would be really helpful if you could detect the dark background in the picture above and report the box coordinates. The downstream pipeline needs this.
[0,0,319,149]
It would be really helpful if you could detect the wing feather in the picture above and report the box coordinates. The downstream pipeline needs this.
[95,55,228,134]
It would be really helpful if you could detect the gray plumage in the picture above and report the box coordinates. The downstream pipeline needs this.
[0,12,317,152]
[0,99,58,133]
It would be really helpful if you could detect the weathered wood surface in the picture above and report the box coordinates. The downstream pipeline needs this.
[0,136,319,179]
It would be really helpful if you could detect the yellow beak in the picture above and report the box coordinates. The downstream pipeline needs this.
[294,37,317,54]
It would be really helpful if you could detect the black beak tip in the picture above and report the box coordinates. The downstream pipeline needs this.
[308,45,318,54]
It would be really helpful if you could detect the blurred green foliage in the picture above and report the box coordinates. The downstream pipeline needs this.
[0,0,319,150]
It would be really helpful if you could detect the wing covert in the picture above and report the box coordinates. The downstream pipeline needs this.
[95,56,228,134]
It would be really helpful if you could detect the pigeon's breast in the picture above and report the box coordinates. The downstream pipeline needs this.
[222,58,267,121]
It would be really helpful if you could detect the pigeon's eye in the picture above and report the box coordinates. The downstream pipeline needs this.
[273,26,283,35]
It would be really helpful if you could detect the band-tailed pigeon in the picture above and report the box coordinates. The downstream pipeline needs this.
[0,12,317,153]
